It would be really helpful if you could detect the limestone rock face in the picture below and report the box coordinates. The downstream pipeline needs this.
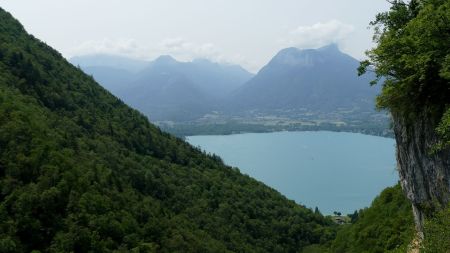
[393,110,450,235]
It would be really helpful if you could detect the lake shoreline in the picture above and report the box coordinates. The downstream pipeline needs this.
[159,121,394,139]
[187,131,398,215]
[185,129,395,139]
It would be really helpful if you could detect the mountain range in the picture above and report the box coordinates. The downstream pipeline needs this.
[71,44,383,130]
[228,44,379,113]
[71,55,254,121]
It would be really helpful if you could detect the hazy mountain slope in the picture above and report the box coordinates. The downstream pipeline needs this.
[0,7,335,253]
[121,56,212,121]
[72,54,253,121]
[229,44,380,112]
[179,58,254,97]
[81,65,135,94]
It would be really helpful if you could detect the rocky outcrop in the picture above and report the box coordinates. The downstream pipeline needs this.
[393,109,450,236]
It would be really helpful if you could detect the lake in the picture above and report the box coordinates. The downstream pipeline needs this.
[186,131,398,215]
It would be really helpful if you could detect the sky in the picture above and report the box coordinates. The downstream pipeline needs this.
[0,0,390,73]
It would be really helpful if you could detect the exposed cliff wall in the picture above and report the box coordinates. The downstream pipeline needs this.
[393,110,450,236]
[357,0,450,246]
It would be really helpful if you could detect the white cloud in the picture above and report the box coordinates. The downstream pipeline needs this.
[157,37,221,61]
[68,38,149,59]
[69,37,226,62]
[67,21,353,73]
[157,39,259,72]
[68,37,256,71]
[281,20,354,49]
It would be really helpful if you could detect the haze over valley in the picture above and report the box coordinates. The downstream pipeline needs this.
[72,44,390,137]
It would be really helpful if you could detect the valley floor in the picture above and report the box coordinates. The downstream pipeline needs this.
[157,109,392,138]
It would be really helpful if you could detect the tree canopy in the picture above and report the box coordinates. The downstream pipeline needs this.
[330,184,414,253]
[359,0,450,145]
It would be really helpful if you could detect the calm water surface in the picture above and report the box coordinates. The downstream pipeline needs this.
[186,131,398,214]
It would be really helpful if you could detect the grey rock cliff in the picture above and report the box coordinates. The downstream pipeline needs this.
[393,109,450,236]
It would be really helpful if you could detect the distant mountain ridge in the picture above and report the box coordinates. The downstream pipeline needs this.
[71,54,254,121]
[70,54,253,98]
[228,44,379,113]
[135,55,253,98]
[123,56,211,121]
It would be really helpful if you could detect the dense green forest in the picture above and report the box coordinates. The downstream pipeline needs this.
[359,0,450,147]
[0,8,337,252]
[325,185,449,253]
[297,185,415,253]
[329,184,414,253]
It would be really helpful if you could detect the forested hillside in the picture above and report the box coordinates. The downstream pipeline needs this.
[0,8,335,252]
[329,184,414,253]
[300,184,414,253]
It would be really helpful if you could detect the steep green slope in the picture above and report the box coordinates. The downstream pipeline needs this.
[0,8,336,253]
[329,184,414,253]
[422,204,450,252]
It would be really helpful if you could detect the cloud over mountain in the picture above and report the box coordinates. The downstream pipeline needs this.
[69,37,252,71]
[281,20,354,49]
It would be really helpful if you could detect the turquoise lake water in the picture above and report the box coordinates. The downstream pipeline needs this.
[186,131,398,215]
